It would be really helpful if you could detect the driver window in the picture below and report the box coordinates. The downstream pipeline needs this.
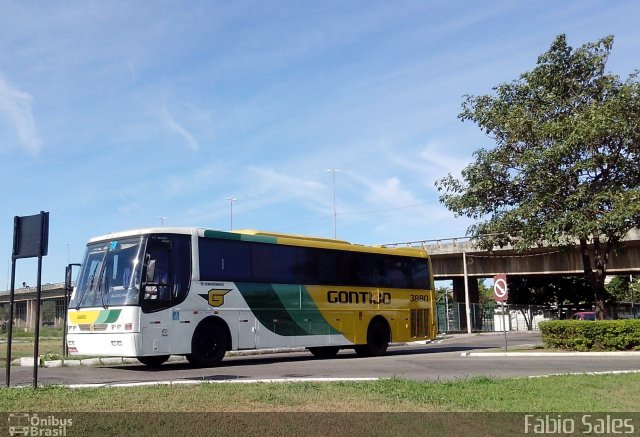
[144,249,170,300]
[141,234,191,312]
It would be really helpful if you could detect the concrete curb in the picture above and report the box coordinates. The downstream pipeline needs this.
[23,347,638,366]
[461,351,640,357]
[65,377,379,389]
[17,347,314,368]
[23,342,434,368]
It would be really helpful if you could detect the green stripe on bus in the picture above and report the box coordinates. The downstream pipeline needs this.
[289,284,341,336]
[236,283,338,336]
[203,230,242,240]
[203,230,278,244]
[240,234,278,244]
[96,309,122,323]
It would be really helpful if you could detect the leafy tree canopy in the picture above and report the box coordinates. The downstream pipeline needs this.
[435,35,640,318]
[606,275,640,303]
[437,34,640,249]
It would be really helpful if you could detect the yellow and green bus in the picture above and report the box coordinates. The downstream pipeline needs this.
[67,227,437,367]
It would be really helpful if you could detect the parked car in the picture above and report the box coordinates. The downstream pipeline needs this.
[570,311,596,321]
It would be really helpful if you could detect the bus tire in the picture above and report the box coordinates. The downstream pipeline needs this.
[187,320,228,367]
[355,317,390,357]
[307,346,340,359]
[137,355,170,367]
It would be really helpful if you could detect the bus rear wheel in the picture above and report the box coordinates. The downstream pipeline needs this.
[137,355,170,367]
[187,321,228,367]
[307,346,340,358]
[355,318,390,357]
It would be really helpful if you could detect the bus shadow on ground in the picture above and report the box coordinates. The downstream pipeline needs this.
[387,345,495,356]
[108,344,495,372]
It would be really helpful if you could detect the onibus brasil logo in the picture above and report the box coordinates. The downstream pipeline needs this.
[8,413,73,436]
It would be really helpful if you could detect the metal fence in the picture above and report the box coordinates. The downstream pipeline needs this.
[437,302,550,333]
[436,301,639,333]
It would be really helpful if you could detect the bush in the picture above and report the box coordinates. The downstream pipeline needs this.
[539,320,640,351]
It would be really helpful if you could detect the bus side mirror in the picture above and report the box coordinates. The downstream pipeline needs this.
[146,259,156,283]
[65,265,73,293]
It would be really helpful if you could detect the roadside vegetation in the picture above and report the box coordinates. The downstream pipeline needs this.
[0,327,66,367]
[1,374,639,412]
[540,319,640,351]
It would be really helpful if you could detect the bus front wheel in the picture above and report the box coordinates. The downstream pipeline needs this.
[355,318,390,357]
[137,355,170,367]
[187,321,228,367]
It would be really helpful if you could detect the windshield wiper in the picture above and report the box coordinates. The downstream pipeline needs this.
[76,274,95,310]
[100,274,109,309]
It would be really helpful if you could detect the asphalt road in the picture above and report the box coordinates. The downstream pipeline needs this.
[3,332,640,387]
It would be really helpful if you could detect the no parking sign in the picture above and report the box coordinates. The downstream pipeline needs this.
[493,274,508,302]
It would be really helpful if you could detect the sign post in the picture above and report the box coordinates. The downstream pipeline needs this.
[7,211,49,388]
[493,274,508,352]
[63,263,81,357]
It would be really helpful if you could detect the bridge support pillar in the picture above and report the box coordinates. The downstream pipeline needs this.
[26,300,35,330]
[451,277,480,331]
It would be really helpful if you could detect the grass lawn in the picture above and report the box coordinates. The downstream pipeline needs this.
[1,373,638,412]
[2,375,638,436]
[0,337,66,366]
[2,330,637,436]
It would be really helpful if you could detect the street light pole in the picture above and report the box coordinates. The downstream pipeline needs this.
[327,169,339,239]
[158,217,167,227]
[226,197,236,230]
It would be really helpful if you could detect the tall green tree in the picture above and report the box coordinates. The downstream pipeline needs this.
[40,300,57,323]
[436,35,640,320]
[606,275,639,303]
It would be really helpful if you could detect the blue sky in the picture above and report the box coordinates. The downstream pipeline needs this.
[2,1,639,286]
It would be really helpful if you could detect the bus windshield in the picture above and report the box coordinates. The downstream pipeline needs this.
[69,236,145,309]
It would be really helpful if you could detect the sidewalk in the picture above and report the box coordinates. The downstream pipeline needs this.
[462,350,640,357]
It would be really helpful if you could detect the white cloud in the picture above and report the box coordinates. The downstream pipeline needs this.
[159,105,199,151]
[245,167,328,210]
[0,76,41,154]
[162,164,223,197]
[419,141,470,176]
[117,201,142,216]
[364,176,417,207]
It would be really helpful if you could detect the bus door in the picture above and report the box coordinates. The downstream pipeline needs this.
[237,310,256,349]
[141,241,172,355]
[141,314,171,355]
[140,234,192,355]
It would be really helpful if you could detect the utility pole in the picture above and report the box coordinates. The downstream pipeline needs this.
[327,169,339,238]
[226,197,236,230]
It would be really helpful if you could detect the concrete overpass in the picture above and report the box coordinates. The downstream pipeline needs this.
[385,229,640,332]
[419,228,640,279]
[0,283,67,329]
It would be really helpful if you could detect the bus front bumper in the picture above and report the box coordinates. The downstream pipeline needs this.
[66,332,141,357]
